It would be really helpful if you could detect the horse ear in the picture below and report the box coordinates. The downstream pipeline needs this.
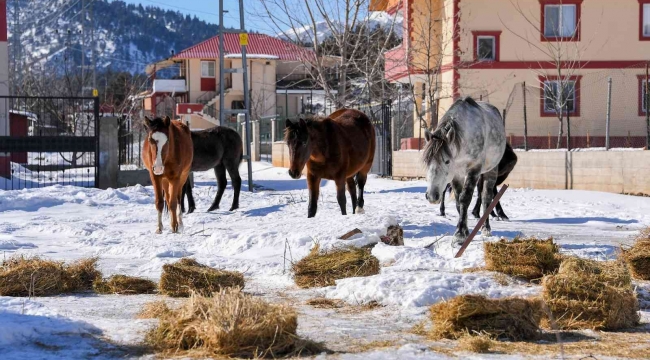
[143,116,153,130]
[299,118,307,128]
[285,119,293,129]
[424,129,432,143]
[163,116,171,127]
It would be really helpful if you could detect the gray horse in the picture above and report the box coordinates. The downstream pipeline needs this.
[423,97,506,243]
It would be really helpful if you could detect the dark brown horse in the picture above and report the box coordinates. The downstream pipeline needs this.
[142,116,193,233]
[180,126,243,214]
[285,109,375,218]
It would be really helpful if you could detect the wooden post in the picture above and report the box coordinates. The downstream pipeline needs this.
[455,185,509,258]
[548,132,551,149]
[586,130,590,148]
[522,82,528,151]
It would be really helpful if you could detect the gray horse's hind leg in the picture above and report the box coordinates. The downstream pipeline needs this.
[454,171,479,244]
[207,164,227,212]
[480,169,498,236]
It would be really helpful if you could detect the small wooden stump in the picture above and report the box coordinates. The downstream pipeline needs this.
[339,228,362,240]
[380,225,404,246]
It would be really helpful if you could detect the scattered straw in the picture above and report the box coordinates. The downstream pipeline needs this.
[137,301,172,319]
[558,257,631,288]
[306,298,345,309]
[622,229,650,280]
[292,245,380,288]
[0,256,100,297]
[144,288,322,358]
[484,237,560,280]
[457,333,492,353]
[428,295,542,341]
[159,258,244,297]
[542,271,639,330]
[94,275,157,295]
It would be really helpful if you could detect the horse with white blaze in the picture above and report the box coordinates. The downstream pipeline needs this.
[422,97,506,243]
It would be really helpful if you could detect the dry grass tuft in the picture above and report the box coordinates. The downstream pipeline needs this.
[159,258,245,297]
[144,288,323,358]
[622,229,650,280]
[0,256,100,297]
[428,295,542,341]
[137,301,172,319]
[292,245,380,288]
[542,257,639,330]
[457,333,493,353]
[94,275,157,295]
[305,297,345,309]
[484,237,560,280]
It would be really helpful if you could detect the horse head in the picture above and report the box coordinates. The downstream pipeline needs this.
[144,116,171,176]
[422,121,461,204]
[284,118,312,179]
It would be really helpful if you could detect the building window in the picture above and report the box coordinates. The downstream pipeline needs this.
[541,1,582,41]
[472,31,501,62]
[640,76,649,116]
[201,61,215,78]
[541,77,580,117]
[641,1,650,40]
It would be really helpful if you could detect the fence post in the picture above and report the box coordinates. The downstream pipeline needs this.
[566,103,571,151]
[646,63,649,149]
[271,118,277,143]
[606,77,612,150]
[522,82,528,151]
[251,120,260,162]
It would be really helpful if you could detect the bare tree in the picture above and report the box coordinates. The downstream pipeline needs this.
[502,0,601,148]
[254,0,400,108]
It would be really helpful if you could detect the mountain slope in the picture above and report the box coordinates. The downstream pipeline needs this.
[8,0,221,74]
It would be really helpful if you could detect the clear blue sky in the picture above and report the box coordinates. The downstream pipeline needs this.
[121,0,275,33]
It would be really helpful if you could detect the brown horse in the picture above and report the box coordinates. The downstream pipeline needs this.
[285,109,375,218]
[142,116,193,233]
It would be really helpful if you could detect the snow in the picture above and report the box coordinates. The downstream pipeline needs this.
[0,162,649,358]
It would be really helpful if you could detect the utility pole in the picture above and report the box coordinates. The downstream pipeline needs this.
[219,0,253,191]
[90,0,96,95]
[81,0,85,96]
[13,0,20,88]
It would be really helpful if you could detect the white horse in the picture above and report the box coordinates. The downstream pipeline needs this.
[422,96,506,243]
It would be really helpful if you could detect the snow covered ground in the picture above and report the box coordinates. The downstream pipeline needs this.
[0,162,649,359]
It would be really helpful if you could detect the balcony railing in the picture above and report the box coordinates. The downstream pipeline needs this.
[276,72,338,89]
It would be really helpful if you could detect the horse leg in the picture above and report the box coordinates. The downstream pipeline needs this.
[307,173,321,218]
[168,180,182,233]
[207,164,227,212]
[454,170,480,244]
[180,179,186,213]
[184,175,196,214]
[451,179,463,216]
[494,185,509,220]
[480,170,498,237]
[439,183,451,217]
[225,159,241,211]
[335,178,347,216]
[472,175,483,219]
[346,177,357,215]
[355,171,368,214]
[152,176,164,234]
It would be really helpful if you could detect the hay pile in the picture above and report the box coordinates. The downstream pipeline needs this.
[0,256,100,296]
[159,258,244,297]
[484,237,560,280]
[622,229,650,280]
[145,289,320,358]
[428,295,542,341]
[542,257,639,330]
[94,275,157,295]
[292,245,380,288]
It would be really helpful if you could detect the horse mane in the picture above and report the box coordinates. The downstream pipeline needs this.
[422,98,474,165]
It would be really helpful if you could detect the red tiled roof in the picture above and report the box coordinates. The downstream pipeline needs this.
[172,33,313,61]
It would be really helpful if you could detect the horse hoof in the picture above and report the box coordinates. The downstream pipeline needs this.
[439,212,445,217]
[355,207,365,214]
[187,207,195,214]
[453,235,466,246]
[207,206,219,212]
[481,228,492,237]
[229,205,239,211]
[155,229,162,234]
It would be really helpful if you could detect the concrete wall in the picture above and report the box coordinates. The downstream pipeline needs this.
[98,117,120,189]
[391,149,650,195]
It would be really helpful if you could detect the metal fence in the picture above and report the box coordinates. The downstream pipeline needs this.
[0,96,100,190]
[504,64,650,150]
